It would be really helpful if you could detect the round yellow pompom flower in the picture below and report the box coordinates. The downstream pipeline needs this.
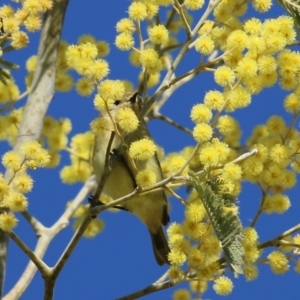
[115,107,139,133]
[149,24,169,45]
[268,251,289,274]
[0,212,18,232]
[190,104,212,124]
[192,123,213,143]
[129,139,157,160]
[136,170,157,188]
[213,276,233,296]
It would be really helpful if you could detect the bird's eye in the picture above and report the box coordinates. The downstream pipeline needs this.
[114,100,121,106]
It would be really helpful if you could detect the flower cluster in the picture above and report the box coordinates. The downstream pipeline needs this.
[65,40,111,96]
[167,189,224,289]
[0,140,51,232]
[0,0,53,50]
[60,131,94,184]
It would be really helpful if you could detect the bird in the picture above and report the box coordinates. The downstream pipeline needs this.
[92,91,170,265]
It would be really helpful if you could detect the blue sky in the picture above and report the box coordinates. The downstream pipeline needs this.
[2,1,300,299]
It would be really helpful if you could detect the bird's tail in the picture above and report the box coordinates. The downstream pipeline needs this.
[149,227,170,266]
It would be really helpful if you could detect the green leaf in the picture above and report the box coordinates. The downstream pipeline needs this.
[2,45,16,53]
[0,59,19,70]
[189,171,244,277]
[0,68,11,84]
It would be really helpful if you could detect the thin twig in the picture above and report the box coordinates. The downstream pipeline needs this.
[226,148,258,165]
[141,0,221,118]
[116,280,174,300]
[7,231,50,276]
[63,147,90,163]
[154,112,192,135]
[174,0,192,37]
[259,222,300,249]
[250,185,269,228]
[3,173,95,300]
[164,186,186,205]
[21,211,46,236]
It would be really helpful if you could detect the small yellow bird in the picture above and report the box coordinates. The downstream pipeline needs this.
[92,92,170,265]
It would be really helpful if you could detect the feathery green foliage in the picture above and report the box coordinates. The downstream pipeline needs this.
[189,171,244,276]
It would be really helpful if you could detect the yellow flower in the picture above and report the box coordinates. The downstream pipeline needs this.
[2,151,22,172]
[40,0,53,12]
[95,41,110,57]
[213,276,233,296]
[284,93,300,114]
[0,212,18,232]
[98,80,125,100]
[11,31,29,49]
[3,191,28,212]
[268,251,289,274]
[226,30,248,51]
[60,162,93,184]
[55,72,73,92]
[116,107,139,133]
[214,66,235,87]
[169,155,188,174]
[115,32,134,51]
[33,148,51,167]
[136,170,157,188]
[216,115,237,134]
[26,55,38,72]
[75,77,94,96]
[139,49,159,68]
[116,18,135,33]
[253,0,272,13]
[204,90,225,110]
[184,0,205,10]
[242,227,258,245]
[78,34,96,45]
[13,174,33,193]
[257,55,277,74]
[185,202,205,222]
[129,139,157,160]
[199,146,219,167]
[236,57,258,79]
[168,266,183,281]
[167,222,183,238]
[247,35,266,55]
[194,35,214,55]
[128,2,147,21]
[149,24,169,45]
[262,194,291,214]
[23,0,43,14]
[172,289,191,300]
[266,116,286,134]
[80,42,98,59]
[87,59,109,80]
[168,250,187,266]
[192,123,213,143]
[221,163,242,181]
[269,144,290,164]
[83,218,105,238]
[243,243,260,263]
[93,95,114,112]
[244,264,259,281]
[24,14,42,32]
[90,117,113,135]
[244,18,262,35]
[190,104,212,124]
[0,5,15,17]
